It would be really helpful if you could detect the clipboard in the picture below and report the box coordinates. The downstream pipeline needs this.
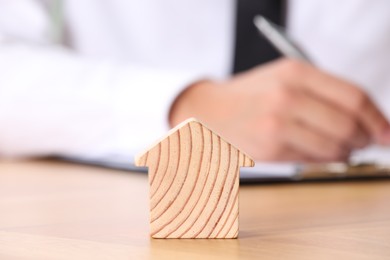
[61,146,390,183]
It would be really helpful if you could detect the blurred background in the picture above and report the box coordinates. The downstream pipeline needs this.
[0,0,389,176]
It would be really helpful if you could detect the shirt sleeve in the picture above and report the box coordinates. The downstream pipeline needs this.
[0,1,203,159]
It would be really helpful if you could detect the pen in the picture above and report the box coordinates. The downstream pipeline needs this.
[254,15,383,174]
[253,15,311,62]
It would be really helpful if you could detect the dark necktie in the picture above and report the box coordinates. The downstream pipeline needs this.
[232,0,286,74]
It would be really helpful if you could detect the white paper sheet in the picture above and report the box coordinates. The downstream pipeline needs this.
[64,145,390,181]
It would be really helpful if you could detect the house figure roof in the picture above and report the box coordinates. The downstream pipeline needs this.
[136,118,254,238]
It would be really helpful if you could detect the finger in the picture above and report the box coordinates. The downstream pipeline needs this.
[350,123,371,148]
[279,59,390,144]
[253,141,316,163]
[276,146,316,163]
[303,68,390,144]
[252,120,320,162]
[357,97,390,145]
[283,119,351,161]
[291,91,370,149]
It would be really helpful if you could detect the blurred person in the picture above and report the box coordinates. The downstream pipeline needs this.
[0,0,389,163]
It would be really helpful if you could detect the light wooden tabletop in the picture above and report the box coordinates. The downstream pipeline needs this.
[1,160,390,260]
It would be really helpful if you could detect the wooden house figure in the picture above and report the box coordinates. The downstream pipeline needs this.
[135,118,254,239]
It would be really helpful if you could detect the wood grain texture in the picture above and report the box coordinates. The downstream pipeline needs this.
[136,118,254,238]
[2,160,390,259]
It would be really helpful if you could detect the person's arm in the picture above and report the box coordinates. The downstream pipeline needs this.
[170,59,390,162]
[0,2,201,158]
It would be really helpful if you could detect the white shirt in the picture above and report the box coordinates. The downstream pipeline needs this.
[0,0,389,159]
